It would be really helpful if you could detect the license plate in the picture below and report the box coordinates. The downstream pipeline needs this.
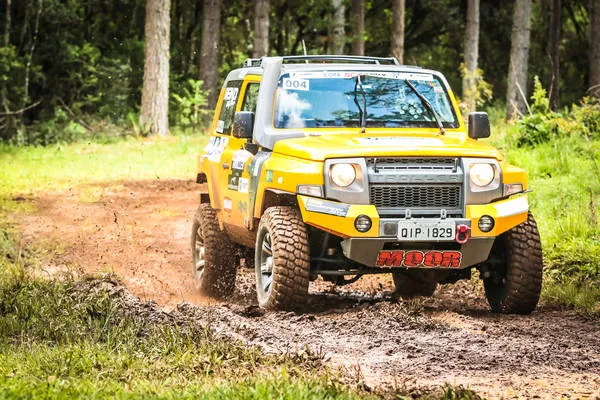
[397,220,455,241]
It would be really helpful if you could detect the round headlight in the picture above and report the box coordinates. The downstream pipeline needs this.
[470,163,495,187]
[330,163,356,187]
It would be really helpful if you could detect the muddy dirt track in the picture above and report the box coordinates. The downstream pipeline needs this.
[17,179,600,399]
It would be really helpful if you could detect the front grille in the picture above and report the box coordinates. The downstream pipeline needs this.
[366,157,458,171]
[369,184,461,209]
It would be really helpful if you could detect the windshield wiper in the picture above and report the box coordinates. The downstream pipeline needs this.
[404,79,445,135]
[353,75,367,133]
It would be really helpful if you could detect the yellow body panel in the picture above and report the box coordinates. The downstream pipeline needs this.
[272,132,503,161]
[252,153,324,217]
[466,195,529,237]
[501,162,528,190]
[297,195,379,238]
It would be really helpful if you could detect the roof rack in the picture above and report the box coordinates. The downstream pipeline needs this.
[243,55,400,68]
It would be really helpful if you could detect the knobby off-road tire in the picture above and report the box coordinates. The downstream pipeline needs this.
[484,212,543,314]
[255,206,310,310]
[191,204,238,298]
[393,270,438,298]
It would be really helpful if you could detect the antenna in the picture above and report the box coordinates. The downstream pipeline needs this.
[302,40,309,64]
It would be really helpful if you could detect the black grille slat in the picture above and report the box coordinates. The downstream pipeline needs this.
[367,158,457,171]
[369,184,461,209]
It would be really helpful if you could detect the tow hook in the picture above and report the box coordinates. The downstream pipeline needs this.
[456,224,471,244]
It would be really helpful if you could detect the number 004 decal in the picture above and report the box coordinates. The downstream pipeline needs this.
[376,250,462,268]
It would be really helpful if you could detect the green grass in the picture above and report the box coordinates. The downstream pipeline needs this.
[488,114,600,315]
[0,135,208,202]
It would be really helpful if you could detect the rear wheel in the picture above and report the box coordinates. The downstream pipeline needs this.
[191,204,238,297]
[255,207,310,310]
[393,270,438,298]
[483,212,543,314]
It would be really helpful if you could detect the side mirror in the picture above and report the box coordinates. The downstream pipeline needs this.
[468,112,490,139]
[232,111,254,139]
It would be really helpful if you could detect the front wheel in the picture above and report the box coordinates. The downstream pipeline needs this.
[483,212,543,314]
[255,207,310,310]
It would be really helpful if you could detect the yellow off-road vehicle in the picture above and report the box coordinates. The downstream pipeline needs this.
[192,55,543,314]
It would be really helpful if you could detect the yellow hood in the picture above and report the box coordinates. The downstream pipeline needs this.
[272,131,503,161]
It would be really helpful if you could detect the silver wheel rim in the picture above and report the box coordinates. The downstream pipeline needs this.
[194,227,205,280]
[257,231,274,297]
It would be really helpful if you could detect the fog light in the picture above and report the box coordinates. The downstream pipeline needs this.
[478,215,495,232]
[354,215,372,232]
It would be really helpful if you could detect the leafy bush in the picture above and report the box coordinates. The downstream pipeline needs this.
[171,78,212,132]
[459,64,493,114]
[515,77,600,146]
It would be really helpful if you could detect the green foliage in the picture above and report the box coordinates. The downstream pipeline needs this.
[490,91,600,316]
[542,279,600,318]
[515,78,600,147]
[459,64,493,114]
[62,43,133,121]
[0,46,28,107]
[171,79,211,131]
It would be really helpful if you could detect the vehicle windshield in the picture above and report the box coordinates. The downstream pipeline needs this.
[273,71,459,130]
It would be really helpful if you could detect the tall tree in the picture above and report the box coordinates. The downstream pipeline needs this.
[548,0,561,109]
[463,0,480,112]
[590,0,600,97]
[506,0,532,119]
[391,0,405,63]
[351,0,365,55]
[140,0,171,136]
[329,0,345,54]
[3,0,10,47]
[200,0,222,108]
[253,0,270,57]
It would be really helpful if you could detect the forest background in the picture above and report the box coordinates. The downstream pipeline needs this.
[0,0,598,142]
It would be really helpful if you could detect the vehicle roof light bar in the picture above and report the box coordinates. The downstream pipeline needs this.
[243,55,401,68]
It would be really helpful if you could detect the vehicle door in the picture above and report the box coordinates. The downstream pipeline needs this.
[219,76,261,227]
[206,80,242,211]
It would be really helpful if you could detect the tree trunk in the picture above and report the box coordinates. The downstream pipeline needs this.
[140,0,171,136]
[548,0,561,109]
[24,0,42,108]
[351,0,365,55]
[200,0,221,108]
[329,0,345,54]
[252,0,269,57]
[391,0,405,63]
[590,0,600,97]
[4,0,10,46]
[506,0,532,120]
[462,0,479,113]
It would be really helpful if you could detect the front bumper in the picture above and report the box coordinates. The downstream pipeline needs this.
[297,194,529,269]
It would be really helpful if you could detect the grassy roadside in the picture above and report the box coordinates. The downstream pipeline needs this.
[489,114,600,317]
[0,135,207,211]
